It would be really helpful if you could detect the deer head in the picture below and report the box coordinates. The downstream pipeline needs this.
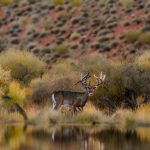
[75,72,106,96]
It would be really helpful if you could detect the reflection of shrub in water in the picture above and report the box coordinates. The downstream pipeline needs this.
[94,129,150,150]
[3,126,25,149]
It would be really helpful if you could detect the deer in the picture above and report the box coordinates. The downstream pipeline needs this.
[51,72,106,113]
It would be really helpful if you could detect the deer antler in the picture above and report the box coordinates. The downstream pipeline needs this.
[94,72,106,88]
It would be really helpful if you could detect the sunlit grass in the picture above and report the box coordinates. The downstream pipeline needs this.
[135,104,150,124]
[0,108,24,123]
[1,103,150,128]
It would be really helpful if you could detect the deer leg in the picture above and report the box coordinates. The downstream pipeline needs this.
[72,105,77,115]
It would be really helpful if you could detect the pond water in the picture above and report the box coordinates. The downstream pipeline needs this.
[0,124,150,150]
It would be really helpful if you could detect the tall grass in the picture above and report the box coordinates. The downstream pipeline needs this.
[0,65,11,87]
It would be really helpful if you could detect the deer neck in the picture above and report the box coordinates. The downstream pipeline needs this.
[80,91,88,106]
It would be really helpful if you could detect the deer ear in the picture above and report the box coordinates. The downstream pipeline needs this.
[103,74,106,81]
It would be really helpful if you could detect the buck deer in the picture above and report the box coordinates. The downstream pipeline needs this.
[51,72,106,113]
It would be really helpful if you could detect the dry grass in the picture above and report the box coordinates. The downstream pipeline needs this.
[0,107,24,123]
[113,104,150,128]
[135,51,150,69]
[119,0,134,8]
[1,103,150,128]
[112,109,136,128]
[134,104,150,124]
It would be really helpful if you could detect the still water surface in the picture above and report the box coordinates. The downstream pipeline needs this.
[0,124,150,150]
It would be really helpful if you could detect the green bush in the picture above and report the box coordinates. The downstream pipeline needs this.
[0,50,45,85]
[70,32,81,40]
[138,33,150,45]
[124,31,140,43]
[119,0,134,8]
[71,0,82,7]
[30,78,50,105]
[49,61,75,75]
[76,54,124,109]
[134,51,150,94]
[0,0,13,6]
[52,44,69,54]
[78,54,112,74]
[53,0,64,5]
[90,62,124,109]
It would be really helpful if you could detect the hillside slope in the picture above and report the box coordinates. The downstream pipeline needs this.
[0,0,150,65]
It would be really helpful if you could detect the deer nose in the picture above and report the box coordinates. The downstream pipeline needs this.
[88,92,93,96]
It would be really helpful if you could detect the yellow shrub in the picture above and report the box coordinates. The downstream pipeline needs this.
[0,0,13,6]
[6,81,25,106]
[53,0,64,5]
[71,0,82,7]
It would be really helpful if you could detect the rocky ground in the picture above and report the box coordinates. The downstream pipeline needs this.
[0,0,150,66]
